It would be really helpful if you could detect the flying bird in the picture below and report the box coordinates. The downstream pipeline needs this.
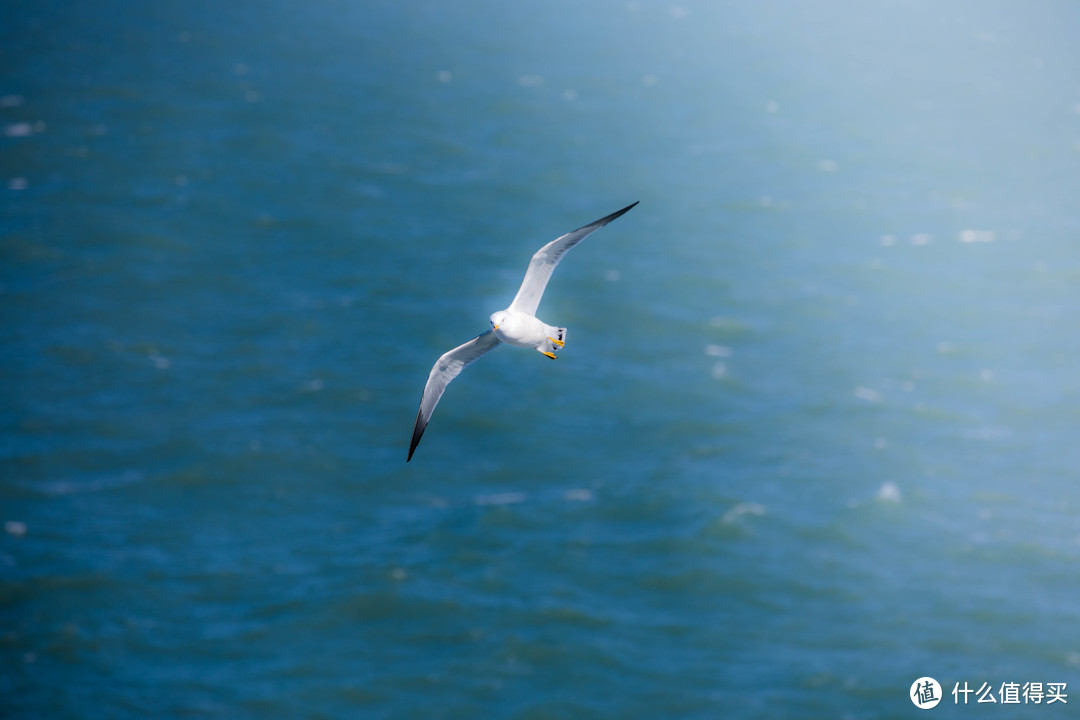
[407,201,638,461]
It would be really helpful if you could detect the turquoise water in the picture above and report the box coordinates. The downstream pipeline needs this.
[3,1,1079,717]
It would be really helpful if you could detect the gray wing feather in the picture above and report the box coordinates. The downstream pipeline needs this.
[407,330,502,461]
[508,201,638,316]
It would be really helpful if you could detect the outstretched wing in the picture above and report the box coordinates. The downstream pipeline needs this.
[408,330,502,461]
[508,201,638,316]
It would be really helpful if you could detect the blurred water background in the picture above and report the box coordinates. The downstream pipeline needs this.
[3,1,1080,717]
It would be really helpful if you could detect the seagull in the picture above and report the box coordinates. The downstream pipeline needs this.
[407,201,638,462]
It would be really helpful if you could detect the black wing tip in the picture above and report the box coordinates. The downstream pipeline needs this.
[407,404,429,462]
[567,201,638,235]
[594,201,639,228]
[407,421,425,462]
[609,200,639,217]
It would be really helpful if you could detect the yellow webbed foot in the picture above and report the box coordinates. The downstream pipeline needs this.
[548,336,565,348]
[541,351,557,360]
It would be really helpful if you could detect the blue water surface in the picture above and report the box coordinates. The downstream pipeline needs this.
[3,1,1079,717]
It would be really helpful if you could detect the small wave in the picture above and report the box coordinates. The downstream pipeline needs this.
[474,492,527,506]
[29,470,145,496]
[722,502,766,524]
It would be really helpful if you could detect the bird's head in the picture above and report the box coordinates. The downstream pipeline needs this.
[489,310,508,332]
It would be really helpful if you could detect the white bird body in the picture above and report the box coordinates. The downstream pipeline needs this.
[490,310,564,354]
[407,202,638,461]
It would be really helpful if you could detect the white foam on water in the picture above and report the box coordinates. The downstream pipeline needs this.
[853,386,883,402]
[4,122,33,137]
[958,229,995,243]
[876,482,901,502]
[5,520,28,537]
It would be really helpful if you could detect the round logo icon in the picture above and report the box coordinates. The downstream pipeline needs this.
[911,677,942,709]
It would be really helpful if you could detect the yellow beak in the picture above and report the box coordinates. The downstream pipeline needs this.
[493,324,499,330]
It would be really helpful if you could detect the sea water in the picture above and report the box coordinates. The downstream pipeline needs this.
[3,1,1079,717]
